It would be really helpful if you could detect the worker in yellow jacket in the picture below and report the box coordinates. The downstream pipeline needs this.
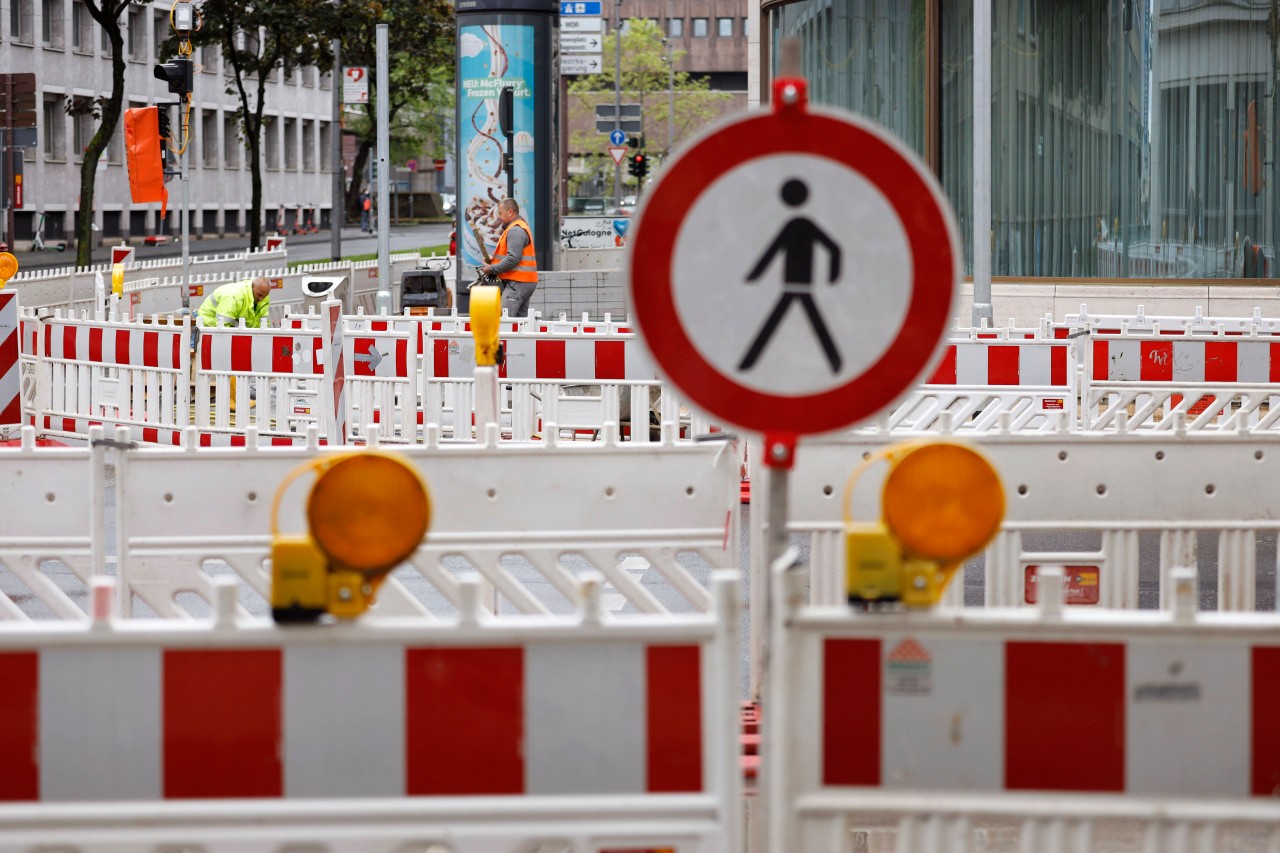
[197,276,272,328]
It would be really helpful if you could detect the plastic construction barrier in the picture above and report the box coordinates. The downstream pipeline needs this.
[1063,304,1280,336]
[0,572,740,853]
[765,564,1280,851]
[0,292,19,432]
[35,310,191,446]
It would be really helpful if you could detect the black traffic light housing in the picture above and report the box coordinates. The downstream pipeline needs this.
[628,153,648,180]
[156,106,173,177]
[154,57,193,97]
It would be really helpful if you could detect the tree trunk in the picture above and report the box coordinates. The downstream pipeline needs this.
[346,139,373,217]
[75,18,125,268]
[247,126,262,250]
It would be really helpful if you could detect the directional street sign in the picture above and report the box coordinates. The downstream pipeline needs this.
[627,79,960,437]
[560,54,603,74]
[562,33,603,53]
[562,17,602,32]
[596,117,642,133]
[609,129,626,146]
[597,104,642,119]
[608,146,627,166]
[560,1,602,15]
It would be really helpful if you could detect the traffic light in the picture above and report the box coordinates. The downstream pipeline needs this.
[154,57,193,97]
[628,153,648,180]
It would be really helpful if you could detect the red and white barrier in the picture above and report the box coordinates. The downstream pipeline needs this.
[0,292,20,432]
[36,312,190,446]
[0,573,740,851]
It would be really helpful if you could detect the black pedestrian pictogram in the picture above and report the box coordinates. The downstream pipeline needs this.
[739,179,843,373]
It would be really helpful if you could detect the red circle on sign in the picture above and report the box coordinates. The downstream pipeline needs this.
[433,159,447,172]
[628,105,957,437]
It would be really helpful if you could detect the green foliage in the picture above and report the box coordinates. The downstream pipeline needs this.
[567,19,730,195]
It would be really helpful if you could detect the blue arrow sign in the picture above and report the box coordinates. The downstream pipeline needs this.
[609,129,626,146]
[560,1,602,14]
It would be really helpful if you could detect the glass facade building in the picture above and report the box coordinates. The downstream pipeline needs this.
[768,0,1279,280]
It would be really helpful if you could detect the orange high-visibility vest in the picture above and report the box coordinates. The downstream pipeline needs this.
[495,218,538,283]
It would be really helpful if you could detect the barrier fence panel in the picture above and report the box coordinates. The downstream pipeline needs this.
[767,566,1280,851]
[36,311,190,445]
[343,324,417,443]
[17,310,39,431]
[0,572,740,853]
[109,434,739,620]
[1064,304,1280,335]
[193,322,329,446]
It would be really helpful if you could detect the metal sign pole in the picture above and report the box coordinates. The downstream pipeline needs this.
[4,78,14,248]
[330,37,343,261]
[375,24,391,315]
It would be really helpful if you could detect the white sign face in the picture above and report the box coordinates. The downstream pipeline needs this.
[562,17,602,32]
[562,33,603,53]
[560,54,603,74]
[343,67,369,104]
[671,154,912,397]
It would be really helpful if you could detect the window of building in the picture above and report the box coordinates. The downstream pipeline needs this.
[318,121,331,171]
[692,18,708,37]
[283,117,297,170]
[717,17,733,37]
[302,120,315,172]
[100,19,110,54]
[200,43,216,72]
[71,103,92,160]
[223,114,240,168]
[201,109,218,167]
[668,18,682,38]
[41,0,64,48]
[319,69,331,90]
[42,95,65,159]
[70,1,89,51]
[264,117,279,170]
[127,4,144,59]
[153,9,169,59]
[106,117,121,163]
[742,17,749,36]
[11,0,33,44]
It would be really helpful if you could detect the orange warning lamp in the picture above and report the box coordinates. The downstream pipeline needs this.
[844,440,1004,608]
[270,452,431,622]
[470,283,502,366]
[111,263,125,296]
[0,252,17,288]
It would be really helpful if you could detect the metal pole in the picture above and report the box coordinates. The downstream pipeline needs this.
[667,40,674,155]
[180,106,190,308]
[971,0,993,326]
[3,80,14,250]
[612,0,622,202]
[330,37,343,261]
[375,23,391,315]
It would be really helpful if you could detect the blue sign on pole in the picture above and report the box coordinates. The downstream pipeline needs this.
[609,129,626,146]
[560,1,602,15]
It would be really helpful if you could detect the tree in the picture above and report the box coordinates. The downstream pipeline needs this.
[187,0,333,249]
[567,19,731,196]
[333,0,454,218]
[72,0,147,268]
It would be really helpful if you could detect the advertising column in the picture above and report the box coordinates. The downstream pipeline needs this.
[456,0,557,312]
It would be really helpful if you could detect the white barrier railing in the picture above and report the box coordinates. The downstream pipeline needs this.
[766,564,1280,851]
[0,572,740,853]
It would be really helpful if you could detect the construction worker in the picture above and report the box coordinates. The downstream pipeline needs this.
[197,276,272,329]
[480,198,538,317]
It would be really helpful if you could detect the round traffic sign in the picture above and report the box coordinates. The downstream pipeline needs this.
[627,82,959,438]
[406,159,418,172]
[609,129,626,146]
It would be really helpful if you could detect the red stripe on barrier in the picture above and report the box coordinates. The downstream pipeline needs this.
[1251,646,1280,796]
[312,338,323,375]
[62,325,77,360]
[230,336,253,373]
[596,340,626,380]
[270,437,295,446]
[1271,344,1280,383]
[173,331,181,370]
[163,649,282,798]
[0,329,19,424]
[1005,642,1124,792]
[646,645,703,792]
[536,339,566,379]
[61,417,75,434]
[42,324,50,358]
[926,346,957,384]
[397,339,408,377]
[1140,341,1173,382]
[987,345,1020,385]
[406,647,524,795]
[143,331,159,368]
[115,330,130,366]
[201,335,212,371]
[230,434,246,447]
[353,337,375,376]
[88,327,103,364]
[1093,341,1108,381]
[433,339,449,378]
[1205,341,1237,382]
[372,321,387,332]
[143,428,158,444]
[0,652,38,800]
[272,336,294,374]
[822,638,881,785]
[1051,344,1067,386]
[199,433,212,447]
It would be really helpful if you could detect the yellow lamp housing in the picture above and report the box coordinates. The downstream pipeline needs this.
[270,452,431,623]
[469,284,502,367]
[0,252,17,287]
[111,263,125,296]
[845,440,1005,609]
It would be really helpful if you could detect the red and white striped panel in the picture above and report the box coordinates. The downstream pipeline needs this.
[819,635,1280,796]
[345,334,412,379]
[926,341,1070,387]
[429,335,656,381]
[20,316,39,357]
[42,322,184,371]
[0,293,19,426]
[0,642,704,801]
[199,331,323,376]
[1092,337,1280,383]
[325,301,348,445]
